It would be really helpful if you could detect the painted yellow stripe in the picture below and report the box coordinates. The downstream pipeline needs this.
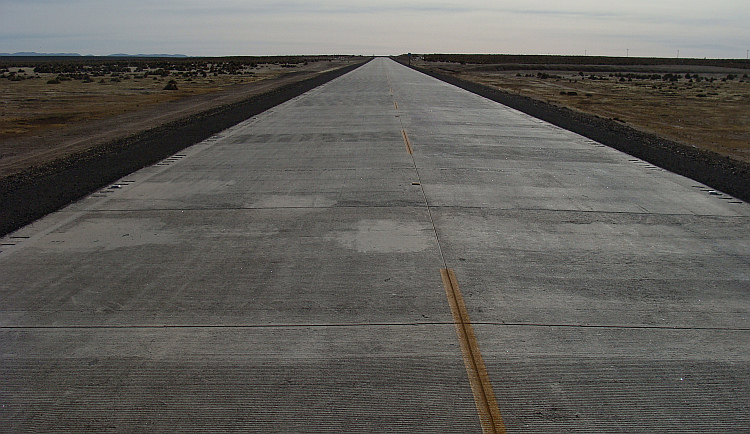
[401,130,413,155]
[441,268,507,434]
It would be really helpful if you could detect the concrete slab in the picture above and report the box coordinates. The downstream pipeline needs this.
[1,58,749,432]
[387,59,750,432]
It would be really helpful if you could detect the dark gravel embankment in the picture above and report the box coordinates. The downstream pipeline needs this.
[403,62,750,205]
[0,59,370,237]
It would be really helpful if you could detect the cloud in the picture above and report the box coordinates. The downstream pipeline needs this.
[1,0,747,57]
[145,0,473,16]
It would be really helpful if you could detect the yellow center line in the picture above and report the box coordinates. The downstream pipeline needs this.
[441,268,507,434]
[391,68,503,432]
[401,130,413,155]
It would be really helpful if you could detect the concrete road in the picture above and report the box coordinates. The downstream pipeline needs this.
[1,57,748,433]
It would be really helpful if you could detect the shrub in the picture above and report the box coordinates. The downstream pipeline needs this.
[163,80,178,90]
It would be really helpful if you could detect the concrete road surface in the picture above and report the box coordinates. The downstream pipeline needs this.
[2,57,749,433]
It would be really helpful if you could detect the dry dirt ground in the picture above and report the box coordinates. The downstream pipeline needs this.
[412,60,750,164]
[0,58,360,176]
[0,57,367,236]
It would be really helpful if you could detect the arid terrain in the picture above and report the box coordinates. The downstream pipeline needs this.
[0,56,367,236]
[0,56,361,176]
[407,55,750,163]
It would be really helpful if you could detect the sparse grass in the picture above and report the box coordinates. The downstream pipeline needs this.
[0,56,363,176]
[0,64,288,138]
[0,56,355,139]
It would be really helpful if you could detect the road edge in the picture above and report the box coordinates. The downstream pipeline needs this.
[0,59,372,237]
[395,59,750,204]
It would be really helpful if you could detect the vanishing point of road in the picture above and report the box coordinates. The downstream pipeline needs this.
[2,58,749,433]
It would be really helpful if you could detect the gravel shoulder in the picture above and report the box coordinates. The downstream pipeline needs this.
[399,59,750,206]
[0,59,370,236]
[0,60,359,175]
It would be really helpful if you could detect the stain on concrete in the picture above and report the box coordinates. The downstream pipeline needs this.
[333,219,433,253]
[41,218,177,252]
[251,194,337,209]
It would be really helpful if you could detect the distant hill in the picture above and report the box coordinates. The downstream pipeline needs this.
[1,52,188,57]
[0,52,82,57]
[106,54,188,58]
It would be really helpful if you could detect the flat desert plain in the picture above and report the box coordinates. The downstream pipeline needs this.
[0,56,360,176]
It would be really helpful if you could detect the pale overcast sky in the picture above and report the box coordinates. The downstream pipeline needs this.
[1,0,748,58]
